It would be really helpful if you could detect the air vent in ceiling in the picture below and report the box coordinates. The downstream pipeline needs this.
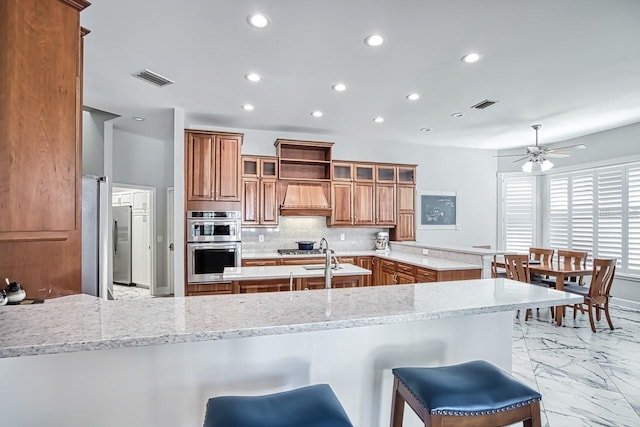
[133,69,174,87]
[471,99,498,110]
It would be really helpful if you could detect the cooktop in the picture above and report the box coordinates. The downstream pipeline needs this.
[277,249,324,255]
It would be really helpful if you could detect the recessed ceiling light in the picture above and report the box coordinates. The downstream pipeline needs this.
[461,52,482,63]
[247,14,269,28]
[406,93,420,101]
[311,111,323,118]
[372,116,384,123]
[420,127,431,132]
[242,104,255,111]
[132,116,145,121]
[364,34,385,47]
[245,73,262,82]
[332,83,347,92]
[450,112,463,118]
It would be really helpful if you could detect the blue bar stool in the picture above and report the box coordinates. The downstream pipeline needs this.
[390,360,542,426]
[204,384,353,427]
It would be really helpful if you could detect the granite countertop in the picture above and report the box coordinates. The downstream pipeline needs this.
[223,263,371,281]
[391,241,508,256]
[0,279,582,359]
[243,250,481,271]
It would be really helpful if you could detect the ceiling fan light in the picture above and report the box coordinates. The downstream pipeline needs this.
[522,161,533,173]
[541,159,554,171]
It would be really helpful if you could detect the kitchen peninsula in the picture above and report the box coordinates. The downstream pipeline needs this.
[0,280,581,427]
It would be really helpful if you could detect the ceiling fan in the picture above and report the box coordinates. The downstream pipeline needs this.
[497,124,586,172]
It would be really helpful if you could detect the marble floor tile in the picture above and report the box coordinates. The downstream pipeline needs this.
[514,304,640,426]
[112,284,151,300]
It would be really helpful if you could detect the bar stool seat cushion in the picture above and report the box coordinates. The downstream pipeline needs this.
[392,360,541,416]
[203,384,353,427]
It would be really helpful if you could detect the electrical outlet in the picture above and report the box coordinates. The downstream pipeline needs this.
[258,234,264,243]
[422,249,429,256]
[340,233,345,241]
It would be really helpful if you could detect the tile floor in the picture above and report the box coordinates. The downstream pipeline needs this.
[112,283,151,300]
[512,304,640,426]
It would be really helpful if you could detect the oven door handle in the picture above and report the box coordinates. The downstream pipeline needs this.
[188,243,239,251]
[188,220,238,226]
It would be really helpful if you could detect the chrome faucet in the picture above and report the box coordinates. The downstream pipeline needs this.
[319,238,333,289]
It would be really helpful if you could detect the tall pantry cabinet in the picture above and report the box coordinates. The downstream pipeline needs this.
[0,0,90,299]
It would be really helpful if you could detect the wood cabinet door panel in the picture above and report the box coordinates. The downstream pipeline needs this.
[242,179,259,225]
[395,213,416,241]
[354,183,375,225]
[280,257,324,265]
[396,271,415,284]
[376,184,396,225]
[356,256,373,286]
[187,133,215,201]
[238,279,290,293]
[397,185,415,212]
[215,135,241,201]
[331,182,353,225]
[0,0,80,232]
[241,259,278,267]
[415,267,437,283]
[261,180,278,225]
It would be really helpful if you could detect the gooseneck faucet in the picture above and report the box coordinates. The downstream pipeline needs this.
[319,238,333,289]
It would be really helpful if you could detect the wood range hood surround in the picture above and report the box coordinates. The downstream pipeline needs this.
[279,182,332,216]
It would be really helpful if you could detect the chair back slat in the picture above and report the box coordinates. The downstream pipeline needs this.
[558,250,589,284]
[504,254,531,283]
[529,248,554,264]
[589,258,616,303]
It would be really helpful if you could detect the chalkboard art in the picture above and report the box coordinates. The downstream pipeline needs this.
[418,192,457,229]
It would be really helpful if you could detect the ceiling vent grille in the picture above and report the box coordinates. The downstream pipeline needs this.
[471,99,498,110]
[133,69,174,87]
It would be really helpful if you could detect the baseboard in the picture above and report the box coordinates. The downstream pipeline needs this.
[611,297,640,311]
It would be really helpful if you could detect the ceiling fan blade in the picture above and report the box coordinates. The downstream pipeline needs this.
[547,144,586,153]
[493,153,529,158]
[511,155,531,163]
[545,152,571,159]
[527,146,540,153]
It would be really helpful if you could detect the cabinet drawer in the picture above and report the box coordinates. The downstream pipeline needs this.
[242,259,278,267]
[186,283,233,296]
[415,267,437,282]
[396,262,415,275]
[281,257,324,265]
[380,260,396,271]
[338,256,356,264]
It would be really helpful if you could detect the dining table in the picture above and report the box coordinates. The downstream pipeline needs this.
[495,258,592,326]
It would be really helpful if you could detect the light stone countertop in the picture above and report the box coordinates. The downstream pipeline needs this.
[0,279,582,359]
[223,263,371,281]
[242,250,481,271]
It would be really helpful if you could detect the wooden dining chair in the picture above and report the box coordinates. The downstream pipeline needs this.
[557,249,588,286]
[564,258,616,333]
[504,254,533,320]
[529,248,554,264]
[491,255,507,278]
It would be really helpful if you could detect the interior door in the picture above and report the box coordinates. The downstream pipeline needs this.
[167,187,174,295]
[132,212,151,287]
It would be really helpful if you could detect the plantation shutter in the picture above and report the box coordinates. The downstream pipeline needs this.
[596,168,623,265]
[627,165,640,272]
[549,176,569,249]
[504,176,535,253]
[571,173,594,261]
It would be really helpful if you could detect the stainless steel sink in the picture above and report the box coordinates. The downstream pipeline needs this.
[303,265,343,270]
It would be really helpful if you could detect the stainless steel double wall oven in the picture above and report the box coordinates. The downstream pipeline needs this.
[186,211,241,283]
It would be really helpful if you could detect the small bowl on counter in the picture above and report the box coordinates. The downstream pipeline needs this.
[296,241,316,250]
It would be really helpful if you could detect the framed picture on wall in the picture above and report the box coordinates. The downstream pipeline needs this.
[417,191,458,230]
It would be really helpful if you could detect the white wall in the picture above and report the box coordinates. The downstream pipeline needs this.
[497,122,640,307]
[82,109,118,176]
[112,128,174,290]
[188,125,498,248]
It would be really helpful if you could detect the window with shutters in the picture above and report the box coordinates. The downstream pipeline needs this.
[544,163,640,275]
[501,176,536,253]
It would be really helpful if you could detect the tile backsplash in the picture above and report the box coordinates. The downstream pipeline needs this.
[242,217,386,253]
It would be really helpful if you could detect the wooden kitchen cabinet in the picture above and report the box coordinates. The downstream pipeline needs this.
[242,155,278,226]
[329,161,375,226]
[186,131,242,204]
[236,279,292,293]
[378,259,397,285]
[338,256,357,265]
[280,257,325,266]
[301,275,363,290]
[331,182,354,225]
[391,185,416,241]
[415,267,438,283]
[376,184,396,226]
[186,283,234,296]
[356,256,373,286]
[0,0,90,299]
[241,259,279,267]
[354,183,376,225]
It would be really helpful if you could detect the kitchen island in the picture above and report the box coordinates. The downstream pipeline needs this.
[0,279,581,427]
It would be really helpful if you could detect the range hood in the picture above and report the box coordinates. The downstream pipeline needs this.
[280,183,332,216]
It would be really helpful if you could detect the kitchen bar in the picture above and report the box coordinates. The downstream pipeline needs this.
[0,279,581,427]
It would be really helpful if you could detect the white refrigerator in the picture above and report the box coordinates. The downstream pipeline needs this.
[81,175,112,299]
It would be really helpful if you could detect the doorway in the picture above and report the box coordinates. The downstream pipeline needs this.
[111,184,156,299]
